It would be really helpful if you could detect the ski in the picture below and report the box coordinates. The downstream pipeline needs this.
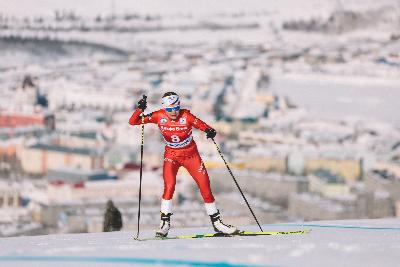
[134,229,311,241]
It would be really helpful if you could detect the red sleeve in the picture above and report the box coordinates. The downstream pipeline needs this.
[187,110,212,132]
[128,109,158,125]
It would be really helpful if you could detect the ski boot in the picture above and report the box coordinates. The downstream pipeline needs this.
[209,211,239,235]
[155,212,172,237]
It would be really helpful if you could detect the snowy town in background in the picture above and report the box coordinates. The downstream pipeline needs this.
[0,0,400,237]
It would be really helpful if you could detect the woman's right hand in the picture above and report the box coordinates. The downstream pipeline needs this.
[137,97,147,111]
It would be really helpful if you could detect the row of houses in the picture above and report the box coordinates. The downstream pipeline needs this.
[232,153,362,182]
[208,167,399,220]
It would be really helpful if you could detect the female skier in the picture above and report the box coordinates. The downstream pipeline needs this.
[129,92,237,237]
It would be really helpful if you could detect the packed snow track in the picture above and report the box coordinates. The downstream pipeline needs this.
[0,219,399,267]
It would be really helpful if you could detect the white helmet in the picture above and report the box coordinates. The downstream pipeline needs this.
[162,93,180,108]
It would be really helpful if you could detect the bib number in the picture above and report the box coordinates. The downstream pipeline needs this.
[171,135,180,143]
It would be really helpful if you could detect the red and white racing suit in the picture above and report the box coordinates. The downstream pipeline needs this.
[129,108,215,203]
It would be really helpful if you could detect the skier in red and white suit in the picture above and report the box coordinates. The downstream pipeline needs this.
[129,92,237,237]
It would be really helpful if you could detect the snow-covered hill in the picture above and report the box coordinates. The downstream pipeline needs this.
[1,0,399,18]
[0,218,399,267]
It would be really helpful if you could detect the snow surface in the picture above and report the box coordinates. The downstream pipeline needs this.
[0,218,399,267]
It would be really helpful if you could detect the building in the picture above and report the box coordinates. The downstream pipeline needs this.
[289,189,393,221]
[239,155,286,173]
[396,201,400,217]
[354,190,393,218]
[47,168,117,184]
[38,170,163,231]
[48,89,135,111]
[308,169,351,198]
[209,169,308,206]
[55,132,103,148]
[364,169,400,201]
[45,180,144,203]
[289,193,353,221]
[18,143,105,175]
[0,112,55,130]
[0,182,21,208]
[305,158,362,182]
[1,76,54,130]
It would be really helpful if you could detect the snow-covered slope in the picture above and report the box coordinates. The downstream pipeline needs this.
[0,218,399,267]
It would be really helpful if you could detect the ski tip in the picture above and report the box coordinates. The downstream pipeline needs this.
[133,236,168,241]
[234,229,312,236]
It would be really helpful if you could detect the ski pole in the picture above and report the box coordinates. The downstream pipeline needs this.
[211,138,263,231]
[135,95,147,240]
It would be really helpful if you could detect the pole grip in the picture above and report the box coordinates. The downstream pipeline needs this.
[140,95,147,112]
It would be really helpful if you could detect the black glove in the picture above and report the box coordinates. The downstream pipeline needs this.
[137,97,147,111]
[205,128,217,139]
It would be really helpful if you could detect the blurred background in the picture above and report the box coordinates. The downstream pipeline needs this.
[0,0,399,237]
